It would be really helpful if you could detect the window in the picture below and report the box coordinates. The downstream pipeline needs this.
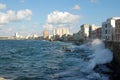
[105,24,107,28]
[105,30,107,34]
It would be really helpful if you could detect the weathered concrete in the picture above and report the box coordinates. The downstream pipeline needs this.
[104,41,120,65]
[104,41,120,80]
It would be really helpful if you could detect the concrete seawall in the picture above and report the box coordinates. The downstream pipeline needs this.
[104,41,120,66]
[104,41,120,80]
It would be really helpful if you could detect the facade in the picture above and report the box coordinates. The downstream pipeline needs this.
[14,32,24,39]
[80,24,99,40]
[114,19,120,41]
[96,28,101,39]
[89,25,100,39]
[101,17,120,41]
[90,28,101,39]
[33,34,39,38]
[53,27,71,37]
[80,24,90,40]
[43,30,49,39]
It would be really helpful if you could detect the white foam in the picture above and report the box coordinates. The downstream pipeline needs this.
[88,39,113,69]
[74,43,90,52]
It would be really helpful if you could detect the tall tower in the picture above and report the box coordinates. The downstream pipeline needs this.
[15,32,19,38]
[43,30,49,39]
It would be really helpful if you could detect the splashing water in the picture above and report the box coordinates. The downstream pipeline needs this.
[89,39,113,70]
[0,40,113,80]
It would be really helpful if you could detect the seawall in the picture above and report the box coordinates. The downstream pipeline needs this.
[104,41,120,66]
[104,41,120,80]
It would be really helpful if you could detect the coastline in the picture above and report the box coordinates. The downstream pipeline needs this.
[61,39,120,80]
[0,39,119,80]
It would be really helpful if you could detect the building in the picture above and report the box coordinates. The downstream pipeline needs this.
[14,32,23,39]
[89,24,100,39]
[114,19,120,41]
[53,27,71,37]
[33,34,39,39]
[101,17,120,41]
[15,32,19,38]
[80,24,90,40]
[96,28,101,39]
[80,24,99,40]
[90,28,101,39]
[43,30,49,39]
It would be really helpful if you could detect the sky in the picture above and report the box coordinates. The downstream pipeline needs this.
[0,0,120,36]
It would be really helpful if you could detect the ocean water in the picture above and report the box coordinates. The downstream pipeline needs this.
[0,40,113,80]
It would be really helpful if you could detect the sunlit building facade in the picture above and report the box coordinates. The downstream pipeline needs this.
[101,17,120,41]
[80,24,99,40]
[53,27,71,37]
[43,30,49,39]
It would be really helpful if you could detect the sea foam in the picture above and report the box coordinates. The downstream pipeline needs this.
[89,39,113,70]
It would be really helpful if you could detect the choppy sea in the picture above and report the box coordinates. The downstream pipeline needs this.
[0,40,113,80]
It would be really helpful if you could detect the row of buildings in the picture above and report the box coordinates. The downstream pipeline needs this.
[11,33,40,40]
[43,17,120,42]
[43,27,72,41]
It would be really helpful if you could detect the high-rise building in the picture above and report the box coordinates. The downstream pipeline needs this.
[80,24,90,40]
[43,30,49,39]
[15,32,19,38]
[80,24,99,40]
[53,27,71,37]
[101,17,120,41]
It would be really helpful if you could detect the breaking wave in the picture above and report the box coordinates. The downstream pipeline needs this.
[0,40,113,80]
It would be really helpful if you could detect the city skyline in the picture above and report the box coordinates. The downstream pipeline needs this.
[0,0,120,36]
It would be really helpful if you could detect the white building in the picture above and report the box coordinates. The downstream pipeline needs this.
[80,24,99,40]
[101,17,120,41]
[33,34,39,38]
[15,32,19,38]
[15,32,23,39]
[80,24,90,40]
[53,27,71,37]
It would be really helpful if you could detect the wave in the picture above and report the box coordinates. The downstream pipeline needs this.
[89,39,113,70]
[0,40,113,80]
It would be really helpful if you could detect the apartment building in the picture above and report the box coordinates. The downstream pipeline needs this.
[53,27,71,37]
[101,17,120,41]
[43,30,49,39]
[114,19,120,41]
[80,24,90,40]
[80,24,99,40]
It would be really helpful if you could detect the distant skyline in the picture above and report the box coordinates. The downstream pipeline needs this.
[0,0,120,36]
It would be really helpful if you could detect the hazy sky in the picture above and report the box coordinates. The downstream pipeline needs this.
[0,0,120,36]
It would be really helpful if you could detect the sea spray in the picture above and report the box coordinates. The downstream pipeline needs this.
[0,40,113,80]
[89,39,113,70]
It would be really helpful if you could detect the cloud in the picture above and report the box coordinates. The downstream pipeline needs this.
[44,11,81,30]
[72,5,80,10]
[0,3,6,9]
[47,11,80,24]
[0,9,32,26]
[17,9,32,20]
